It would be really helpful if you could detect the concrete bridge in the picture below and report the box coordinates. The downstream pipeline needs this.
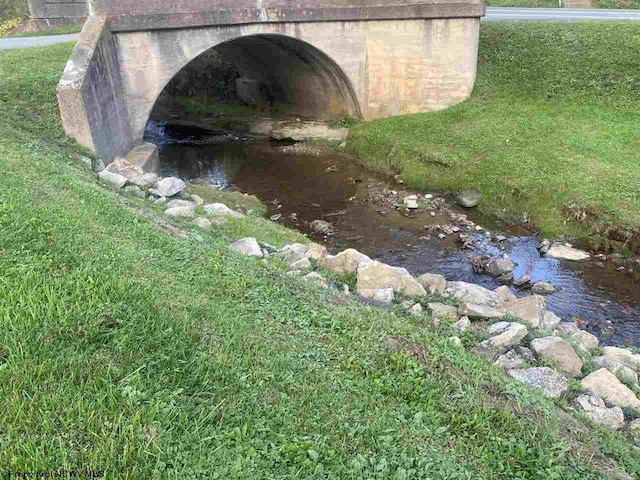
[53,0,485,167]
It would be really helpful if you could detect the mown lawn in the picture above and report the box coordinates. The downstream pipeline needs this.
[349,22,640,243]
[0,43,639,478]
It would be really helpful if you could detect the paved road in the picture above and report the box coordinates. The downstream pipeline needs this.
[0,33,80,51]
[0,8,639,51]
[485,7,640,20]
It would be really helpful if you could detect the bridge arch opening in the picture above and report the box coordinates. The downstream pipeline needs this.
[148,33,362,126]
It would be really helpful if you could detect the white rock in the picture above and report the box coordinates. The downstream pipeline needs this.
[453,316,471,333]
[508,367,568,398]
[544,243,590,261]
[581,368,640,409]
[150,177,186,197]
[359,288,394,305]
[204,203,244,219]
[403,195,419,209]
[458,303,504,320]
[445,281,501,307]
[576,394,625,431]
[98,170,127,190]
[357,261,426,297]
[570,330,599,350]
[192,217,212,230]
[417,273,447,295]
[164,206,195,218]
[229,237,263,257]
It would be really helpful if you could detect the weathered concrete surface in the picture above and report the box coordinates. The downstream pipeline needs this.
[28,0,87,21]
[57,16,134,163]
[57,1,483,163]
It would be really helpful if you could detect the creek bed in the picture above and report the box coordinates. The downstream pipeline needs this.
[146,121,640,346]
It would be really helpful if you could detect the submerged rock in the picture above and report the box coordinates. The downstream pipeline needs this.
[310,219,334,235]
[229,237,263,257]
[485,255,515,277]
[531,281,556,295]
[456,189,482,208]
[508,367,569,398]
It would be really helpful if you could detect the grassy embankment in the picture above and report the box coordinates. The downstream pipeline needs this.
[485,0,640,8]
[1,42,639,478]
[349,23,640,251]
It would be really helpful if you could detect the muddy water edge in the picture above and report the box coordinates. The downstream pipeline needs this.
[145,121,640,347]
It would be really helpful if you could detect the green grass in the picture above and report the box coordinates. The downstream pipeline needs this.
[1,41,639,479]
[485,0,559,7]
[6,24,83,37]
[349,22,640,243]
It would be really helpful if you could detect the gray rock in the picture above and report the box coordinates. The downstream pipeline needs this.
[321,249,372,275]
[544,243,590,261]
[576,394,625,430]
[452,316,471,333]
[445,281,501,307]
[456,189,482,208]
[152,196,167,205]
[603,346,640,372]
[150,177,186,197]
[449,336,463,347]
[513,275,531,287]
[359,288,394,305]
[98,170,127,190]
[530,336,583,377]
[203,203,244,219]
[281,243,308,263]
[123,185,146,198]
[105,158,144,178]
[229,237,263,257]
[290,257,312,271]
[496,272,514,285]
[409,303,424,317]
[458,303,504,320]
[499,295,546,329]
[79,156,93,172]
[128,172,159,188]
[556,322,581,338]
[304,272,329,288]
[93,157,106,173]
[428,303,458,323]
[508,367,569,398]
[592,356,639,386]
[305,243,328,261]
[570,330,599,350]
[494,347,534,370]
[417,273,447,295]
[531,281,556,295]
[487,321,512,336]
[486,255,515,277]
[403,195,419,209]
[192,217,212,230]
[542,311,561,330]
[167,199,196,209]
[494,286,517,304]
[629,419,640,438]
[476,322,528,358]
[310,219,334,235]
[164,206,195,218]
[581,368,640,409]
[357,261,426,297]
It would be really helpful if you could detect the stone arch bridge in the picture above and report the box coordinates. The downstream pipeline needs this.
[55,0,485,167]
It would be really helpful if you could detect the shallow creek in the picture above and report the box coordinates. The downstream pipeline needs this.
[146,121,640,346]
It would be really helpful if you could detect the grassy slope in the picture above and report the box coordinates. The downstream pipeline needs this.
[349,23,640,241]
[0,44,638,479]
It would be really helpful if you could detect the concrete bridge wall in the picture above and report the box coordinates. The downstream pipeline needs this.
[56,1,484,166]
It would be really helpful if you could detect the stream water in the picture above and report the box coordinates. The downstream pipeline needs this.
[146,121,640,346]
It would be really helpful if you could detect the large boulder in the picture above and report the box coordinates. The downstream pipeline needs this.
[150,177,186,197]
[508,367,569,398]
[576,394,625,431]
[417,273,447,295]
[356,261,426,297]
[603,346,640,372]
[581,368,640,409]
[310,219,334,235]
[458,303,504,320]
[591,356,639,386]
[321,249,372,276]
[530,336,583,377]
[304,243,328,261]
[229,237,263,257]
[445,281,501,307]
[544,243,590,261]
[494,347,534,370]
[494,286,517,304]
[499,295,546,329]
